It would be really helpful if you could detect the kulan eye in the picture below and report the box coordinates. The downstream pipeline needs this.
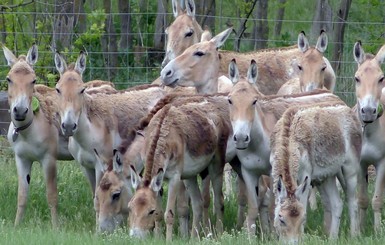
[112,192,121,201]
[148,209,156,215]
[194,51,205,57]
[185,31,194,37]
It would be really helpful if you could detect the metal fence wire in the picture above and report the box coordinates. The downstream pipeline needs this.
[0,0,385,135]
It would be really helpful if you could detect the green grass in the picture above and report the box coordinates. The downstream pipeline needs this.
[1,136,385,244]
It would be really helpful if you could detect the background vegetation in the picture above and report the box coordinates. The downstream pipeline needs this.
[1,0,385,243]
[0,0,384,104]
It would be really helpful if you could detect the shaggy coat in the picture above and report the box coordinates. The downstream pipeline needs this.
[270,104,362,242]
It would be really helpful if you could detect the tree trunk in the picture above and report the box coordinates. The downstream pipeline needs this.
[233,0,258,52]
[311,0,332,42]
[73,0,87,33]
[137,0,149,46]
[154,0,167,49]
[274,0,286,38]
[253,0,269,50]
[101,0,118,80]
[52,0,75,51]
[119,0,133,50]
[197,0,216,33]
[331,0,352,74]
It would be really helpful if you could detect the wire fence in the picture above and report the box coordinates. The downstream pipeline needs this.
[0,0,385,136]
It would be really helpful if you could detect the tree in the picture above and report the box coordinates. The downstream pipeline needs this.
[331,0,352,74]
[274,0,287,39]
[101,0,118,80]
[196,0,216,32]
[154,0,167,50]
[253,0,269,50]
[311,0,332,42]
[119,0,133,50]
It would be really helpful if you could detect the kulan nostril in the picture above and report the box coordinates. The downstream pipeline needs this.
[73,124,77,130]
[61,123,65,129]
[245,135,249,142]
[361,107,365,113]
[13,107,17,113]
[233,135,237,142]
[373,108,377,114]
[166,70,172,76]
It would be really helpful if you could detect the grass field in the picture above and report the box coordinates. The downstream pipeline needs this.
[1,137,385,244]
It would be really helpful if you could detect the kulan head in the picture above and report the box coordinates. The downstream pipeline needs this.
[227,59,262,149]
[94,149,132,233]
[161,27,233,94]
[297,30,329,92]
[127,167,164,239]
[353,41,385,123]
[3,44,38,121]
[274,176,311,244]
[162,0,202,68]
[54,51,87,136]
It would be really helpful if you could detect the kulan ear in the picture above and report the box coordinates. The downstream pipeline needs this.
[75,51,86,76]
[172,0,183,18]
[228,58,239,84]
[26,44,38,66]
[112,149,123,174]
[185,0,196,19]
[315,30,328,53]
[295,176,311,205]
[130,165,142,190]
[201,29,212,42]
[210,28,233,49]
[150,169,165,192]
[93,149,108,173]
[247,59,258,84]
[375,44,385,64]
[2,44,18,67]
[298,31,309,53]
[353,41,365,65]
[277,176,287,203]
[54,52,67,76]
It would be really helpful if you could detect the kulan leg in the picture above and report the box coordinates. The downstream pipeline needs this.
[42,155,59,228]
[177,183,190,238]
[209,161,225,235]
[165,177,182,241]
[241,166,261,236]
[183,177,204,238]
[357,164,369,231]
[14,155,33,227]
[372,162,385,232]
[319,177,343,239]
[342,165,360,236]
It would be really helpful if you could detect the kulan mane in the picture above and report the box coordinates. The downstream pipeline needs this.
[143,103,173,185]
[10,56,35,74]
[273,106,299,196]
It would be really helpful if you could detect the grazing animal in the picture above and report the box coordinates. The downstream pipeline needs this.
[54,51,166,226]
[227,59,345,234]
[94,150,131,233]
[270,103,362,242]
[352,41,385,232]
[2,44,73,228]
[277,31,336,95]
[128,95,231,240]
